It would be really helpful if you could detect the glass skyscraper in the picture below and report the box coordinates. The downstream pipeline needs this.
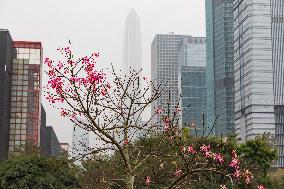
[178,37,207,135]
[234,0,284,167]
[151,34,191,130]
[9,41,42,156]
[205,0,235,136]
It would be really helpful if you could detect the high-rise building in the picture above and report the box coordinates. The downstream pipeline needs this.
[0,29,13,160]
[234,0,284,167]
[122,9,142,123]
[72,123,89,164]
[178,37,207,134]
[123,8,141,74]
[205,0,235,135]
[8,41,42,156]
[151,34,191,129]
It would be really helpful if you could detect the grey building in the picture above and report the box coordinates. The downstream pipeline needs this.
[72,123,89,164]
[0,29,13,160]
[151,34,191,130]
[205,0,235,136]
[234,0,284,167]
[178,37,207,135]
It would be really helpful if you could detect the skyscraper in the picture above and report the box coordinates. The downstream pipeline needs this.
[151,34,191,129]
[178,37,207,134]
[9,41,42,156]
[123,8,142,74]
[205,0,235,135]
[234,0,284,167]
[0,29,13,160]
[123,9,142,122]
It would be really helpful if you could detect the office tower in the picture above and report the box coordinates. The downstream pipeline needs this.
[8,41,42,156]
[151,34,191,129]
[205,0,235,135]
[0,29,13,160]
[178,37,207,134]
[72,123,89,164]
[234,0,284,166]
[45,126,61,156]
[40,104,47,153]
[123,8,142,75]
[123,9,142,123]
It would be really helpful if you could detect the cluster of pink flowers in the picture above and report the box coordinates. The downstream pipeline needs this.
[174,169,182,177]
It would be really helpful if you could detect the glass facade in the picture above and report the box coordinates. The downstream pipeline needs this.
[151,34,192,130]
[234,0,284,167]
[8,41,42,155]
[206,0,235,136]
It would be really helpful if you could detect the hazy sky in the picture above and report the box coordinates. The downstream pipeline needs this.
[0,0,205,145]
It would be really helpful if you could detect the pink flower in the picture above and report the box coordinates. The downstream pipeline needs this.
[200,144,211,152]
[187,146,196,154]
[60,110,68,117]
[257,185,266,189]
[123,139,129,145]
[156,107,164,114]
[243,169,253,184]
[175,107,181,112]
[229,158,240,168]
[46,94,55,103]
[233,169,241,178]
[213,153,224,164]
[145,176,151,185]
[175,169,182,177]
[101,88,107,96]
[232,149,238,159]
[220,185,227,189]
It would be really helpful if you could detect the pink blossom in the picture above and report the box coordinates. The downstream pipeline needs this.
[101,88,107,96]
[243,169,254,184]
[145,176,151,185]
[156,107,164,114]
[229,158,240,168]
[187,146,196,154]
[257,185,266,189]
[57,61,63,70]
[174,169,182,177]
[200,144,211,152]
[220,185,227,189]
[60,110,68,117]
[233,169,241,178]
[232,149,238,159]
[213,153,224,164]
[175,107,181,112]
[44,57,52,68]
[46,94,55,103]
[123,139,129,145]
[48,77,63,90]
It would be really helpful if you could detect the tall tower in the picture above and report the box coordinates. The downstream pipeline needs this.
[151,34,191,131]
[205,0,235,136]
[122,9,142,123]
[123,8,142,75]
[234,0,284,167]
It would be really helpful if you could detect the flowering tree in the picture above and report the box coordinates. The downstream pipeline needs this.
[45,46,267,189]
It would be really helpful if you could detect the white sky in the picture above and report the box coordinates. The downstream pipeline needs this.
[0,0,205,145]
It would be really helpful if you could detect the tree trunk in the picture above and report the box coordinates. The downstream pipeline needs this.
[125,175,135,189]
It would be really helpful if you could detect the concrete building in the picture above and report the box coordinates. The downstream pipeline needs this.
[178,37,207,135]
[0,29,13,160]
[234,0,284,167]
[205,0,235,136]
[9,41,42,156]
[151,34,191,130]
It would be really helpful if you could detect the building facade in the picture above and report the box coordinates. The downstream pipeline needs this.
[151,34,191,130]
[206,0,235,135]
[8,41,42,156]
[0,29,13,160]
[178,37,207,134]
[234,0,284,167]
[72,123,89,164]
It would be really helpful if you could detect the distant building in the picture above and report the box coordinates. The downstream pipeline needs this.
[0,29,13,160]
[72,123,89,164]
[151,34,191,131]
[178,37,207,135]
[234,0,284,167]
[40,104,47,154]
[8,41,42,156]
[59,143,69,155]
[205,0,235,135]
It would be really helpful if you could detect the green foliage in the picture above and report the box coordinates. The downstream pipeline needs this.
[237,134,277,176]
[0,155,81,189]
